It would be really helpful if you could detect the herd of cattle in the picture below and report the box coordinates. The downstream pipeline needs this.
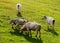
[10,3,55,37]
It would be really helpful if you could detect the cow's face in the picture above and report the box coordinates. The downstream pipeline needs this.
[10,20,16,25]
[42,16,47,20]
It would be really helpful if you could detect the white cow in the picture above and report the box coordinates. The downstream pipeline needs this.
[42,16,55,29]
[10,18,28,29]
[16,3,22,13]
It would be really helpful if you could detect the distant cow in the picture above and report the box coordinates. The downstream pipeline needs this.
[16,3,22,13]
[19,22,41,37]
[10,18,28,29]
[42,16,55,29]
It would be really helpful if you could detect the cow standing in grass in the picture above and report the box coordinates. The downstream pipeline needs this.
[19,22,41,37]
[42,16,55,29]
[10,18,28,29]
[16,3,22,14]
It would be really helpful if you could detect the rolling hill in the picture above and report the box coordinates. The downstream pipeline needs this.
[0,0,60,43]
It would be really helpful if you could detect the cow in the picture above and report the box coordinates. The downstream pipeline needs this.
[19,22,41,37]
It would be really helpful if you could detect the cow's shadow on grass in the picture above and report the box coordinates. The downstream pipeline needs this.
[10,29,43,43]
[23,34,43,43]
[17,12,22,17]
[44,28,58,36]
[10,29,20,36]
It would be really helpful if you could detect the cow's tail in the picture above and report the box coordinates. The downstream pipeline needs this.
[53,20,55,26]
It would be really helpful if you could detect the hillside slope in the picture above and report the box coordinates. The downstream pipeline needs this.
[0,0,60,43]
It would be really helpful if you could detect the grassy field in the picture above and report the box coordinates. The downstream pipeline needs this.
[0,0,60,43]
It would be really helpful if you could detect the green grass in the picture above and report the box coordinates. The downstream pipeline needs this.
[0,0,60,43]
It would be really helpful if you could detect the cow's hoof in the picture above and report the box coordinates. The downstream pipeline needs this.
[12,27,13,29]
[39,36,41,38]
[35,35,37,37]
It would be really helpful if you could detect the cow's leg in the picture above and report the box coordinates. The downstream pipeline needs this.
[47,23,50,30]
[27,28,30,36]
[35,30,38,37]
[52,25,54,30]
[12,24,14,29]
[19,25,25,34]
[29,30,32,37]
[12,26,14,29]
[12,24,16,29]
[39,31,41,38]
[38,25,41,38]
[52,20,55,30]
[50,25,54,30]
[51,25,54,30]
[15,23,19,29]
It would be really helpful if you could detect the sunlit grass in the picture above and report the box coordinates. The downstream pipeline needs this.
[0,0,60,43]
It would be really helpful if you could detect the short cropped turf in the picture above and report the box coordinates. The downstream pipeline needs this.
[0,0,60,43]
